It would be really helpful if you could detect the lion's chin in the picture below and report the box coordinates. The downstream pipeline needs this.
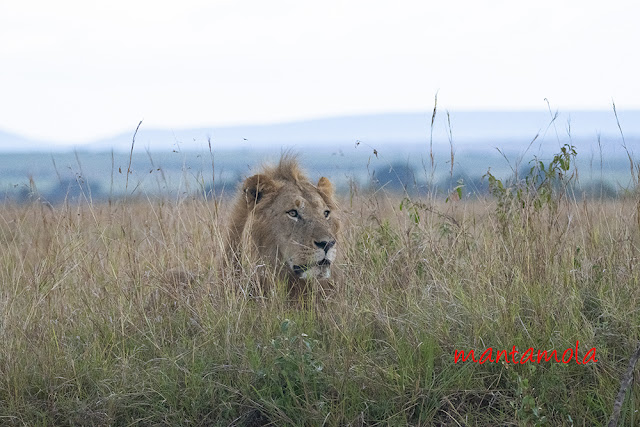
[290,259,331,280]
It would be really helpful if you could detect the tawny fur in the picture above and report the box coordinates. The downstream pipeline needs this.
[226,154,340,292]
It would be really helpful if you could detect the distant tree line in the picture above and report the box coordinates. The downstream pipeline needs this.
[1,164,621,205]
[370,163,619,199]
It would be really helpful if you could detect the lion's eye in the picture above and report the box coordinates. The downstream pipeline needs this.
[324,210,330,218]
[287,209,299,218]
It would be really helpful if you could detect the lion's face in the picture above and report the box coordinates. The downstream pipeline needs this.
[241,171,340,281]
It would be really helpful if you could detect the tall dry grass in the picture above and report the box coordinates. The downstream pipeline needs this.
[0,181,639,425]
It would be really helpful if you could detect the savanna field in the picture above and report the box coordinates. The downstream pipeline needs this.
[1,149,640,426]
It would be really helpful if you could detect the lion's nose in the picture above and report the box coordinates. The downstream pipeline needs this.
[314,240,336,253]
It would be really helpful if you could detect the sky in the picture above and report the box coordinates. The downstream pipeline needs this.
[1,0,639,145]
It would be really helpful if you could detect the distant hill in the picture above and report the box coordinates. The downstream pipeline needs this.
[1,110,639,153]
[85,110,640,153]
[2,109,640,203]
[0,130,52,152]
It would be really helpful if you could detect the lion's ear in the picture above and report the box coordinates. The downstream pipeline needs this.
[317,177,334,197]
[243,174,276,205]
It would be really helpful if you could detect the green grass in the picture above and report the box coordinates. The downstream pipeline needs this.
[0,187,639,425]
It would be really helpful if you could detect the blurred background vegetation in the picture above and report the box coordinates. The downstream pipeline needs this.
[0,141,628,205]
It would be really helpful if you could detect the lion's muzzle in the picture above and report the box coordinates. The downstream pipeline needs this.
[289,240,336,280]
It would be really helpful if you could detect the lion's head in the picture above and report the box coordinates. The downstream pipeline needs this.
[227,155,340,283]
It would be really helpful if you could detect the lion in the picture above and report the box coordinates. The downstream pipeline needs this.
[226,154,340,292]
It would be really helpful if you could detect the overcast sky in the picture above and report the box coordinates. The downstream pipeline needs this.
[1,0,639,144]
